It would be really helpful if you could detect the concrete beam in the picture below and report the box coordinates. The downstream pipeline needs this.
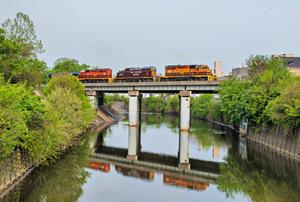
[179,90,192,97]
[128,90,139,96]
[85,90,97,96]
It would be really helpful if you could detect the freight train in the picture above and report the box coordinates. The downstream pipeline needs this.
[54,64,217,83]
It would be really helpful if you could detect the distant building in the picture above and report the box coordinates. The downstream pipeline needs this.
[214,61,223,78]
[232,67,248,80]
[282,58,300,76]
[273,53,300,76]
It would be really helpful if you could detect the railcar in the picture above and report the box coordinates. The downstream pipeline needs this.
[78,68,112,83]
[114,66,157,82]
[159,65,217,81]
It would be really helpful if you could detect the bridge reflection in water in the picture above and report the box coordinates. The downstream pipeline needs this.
[88,125,222,191]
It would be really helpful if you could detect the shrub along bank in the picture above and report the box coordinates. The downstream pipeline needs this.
[0,75,95,164]
[218,56,300,134]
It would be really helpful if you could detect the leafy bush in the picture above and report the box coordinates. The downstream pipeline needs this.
[142,96,164,113]
[165,95,179,114]
[266,77,300,131]
[0,75,45,159]
[218,55,299,131]
[0,74,95,163]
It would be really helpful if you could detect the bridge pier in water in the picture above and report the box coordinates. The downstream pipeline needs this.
[180,90,191,131]
[128,90,141,127]
[85,90,104,109]
[127,90,142,160]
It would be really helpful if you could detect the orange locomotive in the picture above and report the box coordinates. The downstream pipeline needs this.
[78,68,112,83]
[160,64,217,81]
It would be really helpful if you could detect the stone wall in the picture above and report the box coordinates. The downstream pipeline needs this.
[247,127,300,161]
[0,149,33,197]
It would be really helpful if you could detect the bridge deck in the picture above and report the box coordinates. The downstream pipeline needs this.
[84,81,219,93]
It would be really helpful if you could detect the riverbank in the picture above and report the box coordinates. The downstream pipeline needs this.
[0,107,119,199]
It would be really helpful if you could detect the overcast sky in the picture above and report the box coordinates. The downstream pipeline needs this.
[1,0,300,74]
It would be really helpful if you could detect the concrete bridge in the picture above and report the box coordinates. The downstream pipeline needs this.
[84,81,219,93]
[85,80,219,131]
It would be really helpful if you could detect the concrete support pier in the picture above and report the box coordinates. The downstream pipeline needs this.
[127,125,141,160]
[85,91,104,109]
[128,91,141,127]
[178,130,190,170]
[179,90,191,131]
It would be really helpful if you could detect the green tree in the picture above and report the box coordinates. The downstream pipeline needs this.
[51,58,90,73]
[218,77,251,125]
[165,95,179,114]
[246,55,270,80]
[192,94,214,119]
[0,13,47,87]
[1,12,44,57]
[44,75,95,131]
[266,77,300,131]
[0,74,45,159]
[142,96,164,113]
[104,94,128,108]
[247,57,291,125]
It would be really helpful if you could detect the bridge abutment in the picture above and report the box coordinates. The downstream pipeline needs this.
[178,130,190,170]
[85,91,104,109]
[179,90,191,131]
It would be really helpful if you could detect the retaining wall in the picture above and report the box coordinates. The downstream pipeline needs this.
[247,127,300,161]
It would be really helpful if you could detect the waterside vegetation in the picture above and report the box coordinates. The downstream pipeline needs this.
[0,12,95,164]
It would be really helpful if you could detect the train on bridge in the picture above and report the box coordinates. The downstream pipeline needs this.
[50,64,217,83]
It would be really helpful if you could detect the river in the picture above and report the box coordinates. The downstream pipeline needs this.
[1,114,299,202]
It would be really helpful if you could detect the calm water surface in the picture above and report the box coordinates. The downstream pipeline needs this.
[2,115,299,202]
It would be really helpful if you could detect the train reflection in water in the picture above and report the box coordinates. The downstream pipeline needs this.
[163,175,209,191]
[87,160,212,191]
